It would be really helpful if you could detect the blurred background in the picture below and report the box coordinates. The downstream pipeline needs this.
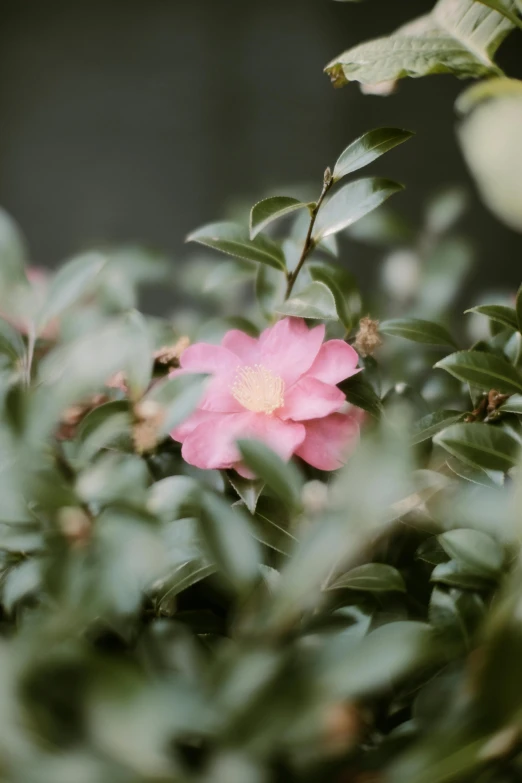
[0,0,521,312]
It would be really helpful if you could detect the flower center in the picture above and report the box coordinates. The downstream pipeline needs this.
[231,364,285,415]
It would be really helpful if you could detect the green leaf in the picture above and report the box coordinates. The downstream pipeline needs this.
[459,94,522,232]
[250,197,311,239]
[313,178,404,241]
[499,393,522,413]
[0,208,27,283]
[466,305,518,332]
[434,422,519,472]
[439,528,504,577]
[430,560,496,590]
[226,472,264,515]
[435,350,522,394]
[416,536,449,565]
[76,401,132,464]
[339,373,382,418]
[237,440,303,510]
[332,128,414,181]
[0,318,26,363]
[425,187,468,235]
[3,558,42,613]
[250,496,297,556]
[325,0,514,88]
[144,372,206,436]
[517,283,522,332]
[123,310,154,400]
[429,587,486,647]
[309,264,352,330]
[36,252,106,334]
[186,221,286,271]
[275,281,338,320]
[380,318,457,348]
[411,410,465,445]
[328,563,406,592]
[474,0,522,30]
[155,562,216,611]
[200,493,261,593]
[255,264,286,321]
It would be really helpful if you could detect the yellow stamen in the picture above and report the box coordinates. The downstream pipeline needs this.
[231,364,285,415]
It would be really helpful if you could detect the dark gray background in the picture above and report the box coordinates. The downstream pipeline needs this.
[0,0,521,308]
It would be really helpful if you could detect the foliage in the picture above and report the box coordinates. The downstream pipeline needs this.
[0,2,519,782]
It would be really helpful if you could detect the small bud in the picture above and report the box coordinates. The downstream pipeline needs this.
[302,480,329,515]
[153,336,190,369]
[106,370,127,392]
[323,703,361,755]
[59,506,91,546]
[133,399,166,454]
[478,725,520,761]
[354,316,383,358]
[324,166,333,185]
[57,393,109,440]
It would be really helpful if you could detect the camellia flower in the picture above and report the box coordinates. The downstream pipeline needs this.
[171,317,362,475]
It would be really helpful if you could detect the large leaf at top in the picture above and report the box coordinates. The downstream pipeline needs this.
[466,305,518,332]
[332,128,414,182]
[313,178,404,241]
[435,350,522,394]
[325,0,515,88]
[187,221,286,271]
[250,197,311,239]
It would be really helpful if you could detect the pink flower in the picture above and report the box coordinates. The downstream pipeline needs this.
[171,318,362,474]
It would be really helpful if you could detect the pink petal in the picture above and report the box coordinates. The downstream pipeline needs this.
[279,376,345,421]
[258,318,325,385]
[243,415,306,462]
[221,329,259,362]
[308,340,360,385]
[181,412,253,470]
[171,409,220,442]
[295,412,360,471]
[180,411,306,471]
[179,343,239,374]
[198,371,243,413]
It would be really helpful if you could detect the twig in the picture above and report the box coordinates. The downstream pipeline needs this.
[284,167,333,300]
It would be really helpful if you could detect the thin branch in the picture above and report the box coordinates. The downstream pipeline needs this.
[284,167,333,300]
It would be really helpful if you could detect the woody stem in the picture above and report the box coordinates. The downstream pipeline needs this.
[284,168,333,300]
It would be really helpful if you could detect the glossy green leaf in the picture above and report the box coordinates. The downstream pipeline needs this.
[499,393,522,413]
[0,318,26,363]
[411,410,465,445]
[416,536,449,565]
[429,587,486,647]
[435,350,522,394]
[3,559,42,613]
[36,252,106,334]
[275,281,338,320]
[186,221,286,271]
[466,305,518,332]
[238,440,303,510]
[227,472,264,515]
[439,528,504,577]
[332,128,414,182]
[200,493,261,593]
[325,0,514,88]
[380,318,457,348]
[430,560,496,590]
[339,373,382,418]
[328,563,406,592]
[434,422,519,472]
[309,264,352,330]
[250,197,311,239]
[313,178,404,241]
